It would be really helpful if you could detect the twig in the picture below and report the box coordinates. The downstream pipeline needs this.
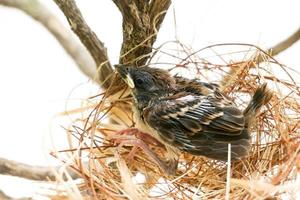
[268,26,300,56]
[0,157,80,181]
[220,26,300,90]
[257,26,300,63]
[0,0,98,82]
[53,0,113,88]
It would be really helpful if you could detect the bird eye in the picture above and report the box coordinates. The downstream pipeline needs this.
[135,78,144,85]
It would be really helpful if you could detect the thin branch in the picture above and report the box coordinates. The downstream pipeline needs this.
[268,26,300,56]
[53,0,113,88]
[112,0,171,66]
[221,27,300,90]
[0,157,80,181]
[0,0,98,82]
[256,26,300,63]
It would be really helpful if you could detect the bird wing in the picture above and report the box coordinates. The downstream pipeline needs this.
[174,76,221,95]
[142,93,246,147]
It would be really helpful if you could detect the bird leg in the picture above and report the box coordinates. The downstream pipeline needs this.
[116,139,178,175]
[110,128,177,175]
[111,128,164,148]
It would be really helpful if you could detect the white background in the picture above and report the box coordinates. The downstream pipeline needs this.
[0,0,299,198]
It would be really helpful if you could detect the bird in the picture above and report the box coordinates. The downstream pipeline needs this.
[115,65,273,175]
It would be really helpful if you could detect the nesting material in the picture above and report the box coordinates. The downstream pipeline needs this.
[55,43,300,199]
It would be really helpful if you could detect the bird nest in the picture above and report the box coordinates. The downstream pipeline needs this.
[53,43,300,199]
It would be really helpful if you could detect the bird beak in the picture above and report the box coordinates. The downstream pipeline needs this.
[115,65,135,89]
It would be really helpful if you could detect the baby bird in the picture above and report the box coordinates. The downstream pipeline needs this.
[115,65,272,175]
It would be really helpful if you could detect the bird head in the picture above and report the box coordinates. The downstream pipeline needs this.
[115,65,176,109]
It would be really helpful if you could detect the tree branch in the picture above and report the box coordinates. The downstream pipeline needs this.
[53,0,113,88]
[0,0,99,82]
[112,0,171,66]
[0,190,30,200]
[221,27,300,91]
[149,0,171,31]
[268,26,300,56]
[0,190,12,200]
[256,26,300,63]
[0,157,80,181]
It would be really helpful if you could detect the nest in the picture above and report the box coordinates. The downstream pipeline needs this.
[53,43,300,199]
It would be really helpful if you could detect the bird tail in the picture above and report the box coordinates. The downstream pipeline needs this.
[243,83,273,125]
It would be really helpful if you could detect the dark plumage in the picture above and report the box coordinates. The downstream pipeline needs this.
[116,65,273,175]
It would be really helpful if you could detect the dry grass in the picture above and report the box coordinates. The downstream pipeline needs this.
[53,42,300,199]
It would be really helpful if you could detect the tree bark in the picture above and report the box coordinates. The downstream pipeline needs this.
[112,0,171,66]
[0,157,80,181]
